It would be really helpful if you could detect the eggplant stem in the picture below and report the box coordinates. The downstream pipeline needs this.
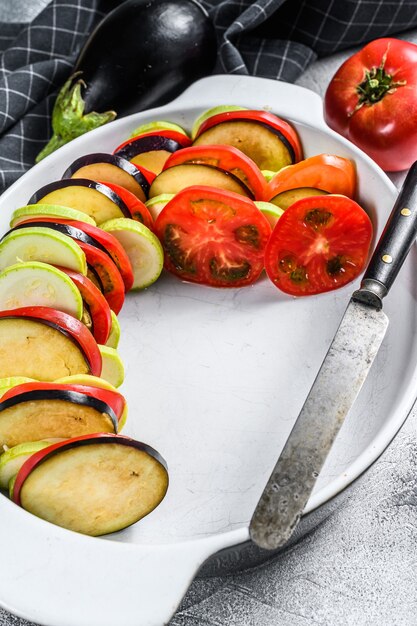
[36,73,117,163]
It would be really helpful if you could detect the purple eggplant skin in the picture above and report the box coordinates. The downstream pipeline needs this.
[27,434,169,472]
[0,389,118,434]
[6,222,109,256]
[75,0,216,116]
[62,153,149,195]
[114,135,183,162]
[28,179,131,218]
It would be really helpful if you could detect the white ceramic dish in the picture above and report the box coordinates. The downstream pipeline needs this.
[0,75,415,626]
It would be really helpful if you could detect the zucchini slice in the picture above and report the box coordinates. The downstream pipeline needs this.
[129,120,188,139]
[13,434,168,536]
[145,194,174,221]
[254,201,284,228]
[0,440,53,489]
[107,310,121,349]
[0,227,87,275]
[0,261,83,319]
[98,344,125,388]
[10,204,96,228]
[0,377,36,399]
[0,389,117,448]
[149,164,252,199]
[100,218,163,290]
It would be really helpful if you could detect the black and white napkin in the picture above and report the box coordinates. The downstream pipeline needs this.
[0,0,416,192]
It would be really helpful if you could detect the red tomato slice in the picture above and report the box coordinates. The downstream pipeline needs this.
[154,186,271,288]
[114,129,192,153]
[56,267,112,345]
[77,241,125,314]
[195,110,303,163]
[0,307,102,376]
[265,195,372,296]
[163,145,268,200]
[267,154,356,200]
[98,180,154,230]
[1,382,125,421]
[131,163,157,185]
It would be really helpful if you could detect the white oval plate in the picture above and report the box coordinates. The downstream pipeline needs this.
[0,75,415,626]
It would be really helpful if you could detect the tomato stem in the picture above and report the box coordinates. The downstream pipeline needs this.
[351,61,406,116]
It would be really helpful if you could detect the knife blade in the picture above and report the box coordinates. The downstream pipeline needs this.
[250,161,417,550]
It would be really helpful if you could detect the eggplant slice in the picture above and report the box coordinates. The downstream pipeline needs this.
[149,163,252,198]
[29,179,131,225]
[17,436,168,536]
[270,187,329,210]
[63,153,149,202]
[0,389,117,447]
[193,120,295,171]
[0,317,91,380]
[115,135,183,175]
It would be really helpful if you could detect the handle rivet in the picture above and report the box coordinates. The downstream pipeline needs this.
[382,254,393,264]
[401,208,412,216]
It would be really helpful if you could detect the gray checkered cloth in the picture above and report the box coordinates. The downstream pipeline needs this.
[0,0,416,193]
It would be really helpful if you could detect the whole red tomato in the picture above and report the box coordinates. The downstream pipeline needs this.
[324,38,417,171]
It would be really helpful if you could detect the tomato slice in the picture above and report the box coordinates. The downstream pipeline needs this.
[267,154,356,199]
[98,180,154,230]
[264,195,372,296]
[77,241,125,314]
[163,145,268,200]
[194,110,303,163]
[1,382,125,421]
[154,186,271,288]
[56,267,112,345]
[19,217,134,292]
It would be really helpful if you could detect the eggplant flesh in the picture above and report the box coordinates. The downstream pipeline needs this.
[64,156,148,201]
[149,164,253,199]
[270,187,329,210]
[0,318,90,381]
[75,0,216,116]
[194,121,296,171]
[29,179,130,224]
[19,441,168,535]
[0,391,117,447]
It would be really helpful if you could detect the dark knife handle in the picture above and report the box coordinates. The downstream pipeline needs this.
[353,161,417,309]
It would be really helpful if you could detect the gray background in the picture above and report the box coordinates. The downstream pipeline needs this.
[0,2,416,625]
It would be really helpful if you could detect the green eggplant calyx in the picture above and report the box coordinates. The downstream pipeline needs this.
[36,72,117,163]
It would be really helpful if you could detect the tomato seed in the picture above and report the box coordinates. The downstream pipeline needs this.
[304,209,332,230]
[326,255,345,276]
[290,266,308,284]
[234,224,260,248]
[209,257,251,281]
[279,255,297,274]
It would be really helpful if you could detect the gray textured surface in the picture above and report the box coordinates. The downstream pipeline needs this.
[0,2,417,625]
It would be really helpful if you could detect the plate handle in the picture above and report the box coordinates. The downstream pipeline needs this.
[170,75,327,129]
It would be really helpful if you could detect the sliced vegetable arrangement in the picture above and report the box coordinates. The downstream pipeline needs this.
[0,104,374,537]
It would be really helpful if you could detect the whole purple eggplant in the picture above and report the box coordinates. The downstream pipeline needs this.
[37,0,216,161]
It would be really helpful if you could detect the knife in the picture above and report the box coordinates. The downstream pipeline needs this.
[250,161,417,550]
